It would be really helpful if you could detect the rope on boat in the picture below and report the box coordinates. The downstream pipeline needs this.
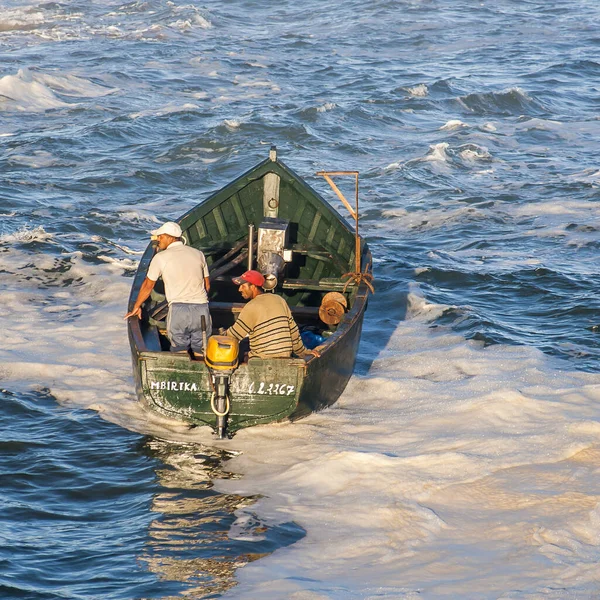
[342,266,375,294]
[210,391,230,417]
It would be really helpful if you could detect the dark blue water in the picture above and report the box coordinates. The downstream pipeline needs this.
[2,0,600,597]
[0,389,303,599]
[1,388,160,599]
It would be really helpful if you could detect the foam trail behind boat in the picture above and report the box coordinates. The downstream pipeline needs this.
[210,294,600,599]
[3,227,600,598]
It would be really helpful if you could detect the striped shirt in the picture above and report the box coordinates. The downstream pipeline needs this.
[226,293,306,359]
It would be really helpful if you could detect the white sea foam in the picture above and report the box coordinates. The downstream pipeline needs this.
[36,72,117,98]
[237,80,281,93]
[395,143,453,173]
[516,117,564,132]
[514,199,600,252]
[379,204,491,232]
[387,139,496,177]
[2,238,600,597]
[97,255,140,271]
[0,69,70,111]
[210,303,600,599]
[0,244,219,439]
[0,7,44,32]
[458,144,492,162]
[104,239,145,256]
[440,119,467,130]
[224,119,241,130]
[0,225,55,243]
[382,195,599,273]
[383,160,403,171]
[8,150,62,168]
[169,19,195,31]
[0,68,117,112]
[129,103,199,119]
[405,286,454,321]
[568,167,600,186]
[424,142,450,162]
[316,102,337,112]
[407,83,428,97]
[378,190,599,268]
[513,199,598,218]
[509,199,600,254]
[171,5,212,29]
[0,3,211,42]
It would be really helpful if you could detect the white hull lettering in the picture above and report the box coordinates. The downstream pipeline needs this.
[150,379,294,396]
[150,381,198,392]
[246,381,296,396]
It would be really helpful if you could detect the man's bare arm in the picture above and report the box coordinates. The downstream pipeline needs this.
[124,277,156,319]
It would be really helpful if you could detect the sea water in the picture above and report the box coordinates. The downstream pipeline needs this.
[2,1,600,598]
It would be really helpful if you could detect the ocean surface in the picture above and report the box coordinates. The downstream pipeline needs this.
[2,1,600,598]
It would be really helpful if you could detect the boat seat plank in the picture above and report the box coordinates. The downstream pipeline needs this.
[212,275,353,291]
[282,278,353,291]
[149,299,321,323]
[210,301,320,317]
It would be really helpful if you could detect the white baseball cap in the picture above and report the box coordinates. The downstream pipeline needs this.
[150,221,182,238]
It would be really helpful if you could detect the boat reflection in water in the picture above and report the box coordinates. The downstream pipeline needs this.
[139,439,305,597]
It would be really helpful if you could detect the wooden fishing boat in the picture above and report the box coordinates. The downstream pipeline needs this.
[126,148,373,437]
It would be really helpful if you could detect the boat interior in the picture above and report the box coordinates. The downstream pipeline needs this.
[133,152,369,362]
[142,267,356,358]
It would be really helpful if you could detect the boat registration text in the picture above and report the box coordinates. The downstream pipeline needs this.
[151,381,199,391]
[248,381,296,396]
[149,380,295,396]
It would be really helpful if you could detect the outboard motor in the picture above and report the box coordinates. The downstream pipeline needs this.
[205,335,239,439]
[257,217,293,290]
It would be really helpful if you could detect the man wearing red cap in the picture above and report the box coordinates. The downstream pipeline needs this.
[226,270,308,359]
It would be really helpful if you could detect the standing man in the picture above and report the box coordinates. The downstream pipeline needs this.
[226,270,311,359]
[125,221,211,355]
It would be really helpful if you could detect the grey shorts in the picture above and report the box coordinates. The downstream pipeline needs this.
[166,303,212,353]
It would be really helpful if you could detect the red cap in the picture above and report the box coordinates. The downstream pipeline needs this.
[232,270,265,287]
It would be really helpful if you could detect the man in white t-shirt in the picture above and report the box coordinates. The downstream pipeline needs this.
[124,221,211,354]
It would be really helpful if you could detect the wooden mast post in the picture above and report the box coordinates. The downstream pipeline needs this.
[316,170,374,293]
[316,170,360,274]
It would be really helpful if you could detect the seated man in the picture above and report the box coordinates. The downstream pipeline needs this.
[226,270,310,359]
